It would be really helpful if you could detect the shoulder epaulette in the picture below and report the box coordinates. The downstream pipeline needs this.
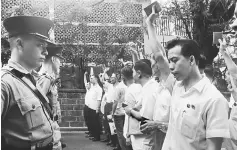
[40,73,54,81]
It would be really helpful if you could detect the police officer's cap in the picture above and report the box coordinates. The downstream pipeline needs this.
[3,16,54,43]
[47,43,64,60]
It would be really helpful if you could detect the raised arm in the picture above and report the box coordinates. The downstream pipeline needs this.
[126,42,140,64]
[145,6,170,81]
[84,71,90,91]
[219,39,237,79]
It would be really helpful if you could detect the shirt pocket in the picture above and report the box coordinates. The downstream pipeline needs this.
[180,114,199,139]
[17,96,45,130]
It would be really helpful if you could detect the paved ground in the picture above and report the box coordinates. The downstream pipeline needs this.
[62,132,231,150]
[62,132,113,150]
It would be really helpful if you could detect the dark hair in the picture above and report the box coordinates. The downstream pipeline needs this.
[166,39,201,65]
[198,54,206,70]
[140,59,151,68]
[121,66,133,79]
[134,60,152,76]
[204,65,214,78]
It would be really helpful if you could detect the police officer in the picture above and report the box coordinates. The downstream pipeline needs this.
[37,44,65,150]
[1,16,55,150]
[38,44,63,122]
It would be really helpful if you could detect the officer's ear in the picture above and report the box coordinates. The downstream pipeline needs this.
[14,37,24,51]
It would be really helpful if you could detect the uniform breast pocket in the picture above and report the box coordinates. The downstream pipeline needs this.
[17,97,45,129]
[180,114,199,139]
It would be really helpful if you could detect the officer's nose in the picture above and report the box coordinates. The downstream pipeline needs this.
[42,48,48,56]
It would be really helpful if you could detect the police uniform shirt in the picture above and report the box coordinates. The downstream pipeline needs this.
[1,59,53,147]
[37,73,61,121]
[37,73,58,106]
[162,76,229,150]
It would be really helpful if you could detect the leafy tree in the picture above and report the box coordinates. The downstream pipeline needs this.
[163,0,236,64]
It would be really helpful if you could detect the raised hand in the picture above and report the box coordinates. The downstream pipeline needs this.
[218,39,228,54]
[145,5,159,26]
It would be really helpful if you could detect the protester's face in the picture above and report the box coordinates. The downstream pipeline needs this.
[116,74,121,81]
[133,70,141,84]
[90,75,96,84]
[20,35,48,69]
[110,77,117,84]
[168,45,192,81]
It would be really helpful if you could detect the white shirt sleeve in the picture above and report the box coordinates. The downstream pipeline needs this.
[206,97,229,138]
[140,93,156,120]
[229,105,237,144]
[96,87,103,101]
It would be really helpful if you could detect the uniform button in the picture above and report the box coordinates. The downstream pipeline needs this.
[234,103,237,106]
[187,104,190,108]
[32,104,36,109]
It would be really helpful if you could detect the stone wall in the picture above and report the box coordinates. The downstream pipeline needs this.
[58,89,86,128]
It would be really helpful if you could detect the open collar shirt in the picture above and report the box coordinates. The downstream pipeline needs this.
[162,76,230,150]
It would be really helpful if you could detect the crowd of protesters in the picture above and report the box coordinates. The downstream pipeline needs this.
[1,4,237,150]
[83,6,237,150]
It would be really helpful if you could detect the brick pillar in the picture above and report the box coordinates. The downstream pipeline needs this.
[58,89,86,128]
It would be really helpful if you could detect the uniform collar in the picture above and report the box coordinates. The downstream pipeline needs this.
[7,59,31,75]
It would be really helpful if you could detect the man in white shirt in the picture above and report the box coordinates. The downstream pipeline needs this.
[86,74,103,141]
[145,6,230,150]
[84,71,92,137]
[125,59,158,150]
[112,76,129,150]
[121,66,142,150]
[105,73,120,148]
[219,36,237,148]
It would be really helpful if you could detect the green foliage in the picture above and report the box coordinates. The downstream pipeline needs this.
[162,0,236,93]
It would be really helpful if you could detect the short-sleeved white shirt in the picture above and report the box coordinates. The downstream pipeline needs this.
[229,104,237,145]
[106,83,117,103]
[153,83,171,123]
[86,84,103,110]
[114,82,127,115]
[162,76,230,150]
[123,83,142,137]
[139,79,159,120]
[84,84,92,106]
